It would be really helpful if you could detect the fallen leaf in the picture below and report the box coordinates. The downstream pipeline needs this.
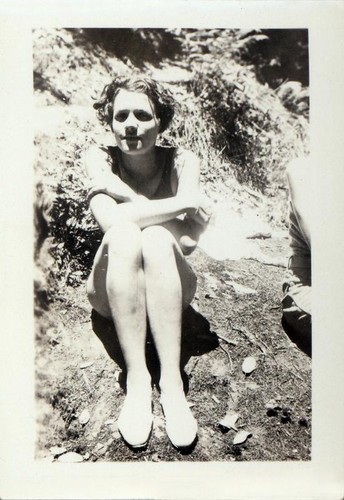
[50,446,67,457]
[219,412,239,431]
[79,361,94,369]
[78,409,90,425]
[57,452,83,463]
[233,430,252,445]
[242,356,257,374]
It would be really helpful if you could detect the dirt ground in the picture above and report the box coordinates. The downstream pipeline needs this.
[32,31,311,461]
[35,235,311,463]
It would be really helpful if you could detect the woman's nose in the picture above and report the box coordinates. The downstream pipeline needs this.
[125,125,137,136]
[124,112,138,134]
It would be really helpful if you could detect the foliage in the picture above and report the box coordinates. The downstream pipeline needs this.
[49,168,102,286]
[69,28,184,68]
[233,29,309,88]
[33,28,309,288]
[190,64,308,192]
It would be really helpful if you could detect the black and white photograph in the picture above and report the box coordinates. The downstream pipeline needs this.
[1,1,344,499]
[33,27,311,461]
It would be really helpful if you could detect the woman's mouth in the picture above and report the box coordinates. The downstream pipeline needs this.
[122,136,140,141]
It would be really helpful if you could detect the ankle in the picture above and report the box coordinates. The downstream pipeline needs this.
[126,370,152,391]
[159,377,184,397]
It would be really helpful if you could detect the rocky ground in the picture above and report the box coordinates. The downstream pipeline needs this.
[33,28,311,463]
[35,234,311,463]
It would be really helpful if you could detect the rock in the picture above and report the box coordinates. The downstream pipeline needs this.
[50,445,67,456]
[78,409,90,425]
[242,356,257,374]
[57,452,83,463]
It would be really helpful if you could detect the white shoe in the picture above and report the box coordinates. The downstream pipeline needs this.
[160,392,198,448]
[117,392,153,448]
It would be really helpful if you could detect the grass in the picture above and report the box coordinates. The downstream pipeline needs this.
[34,28,311,463]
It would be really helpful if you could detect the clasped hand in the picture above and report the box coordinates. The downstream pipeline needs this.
[184,196,213,230]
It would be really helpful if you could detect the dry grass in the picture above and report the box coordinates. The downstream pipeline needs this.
[33,28,311,463]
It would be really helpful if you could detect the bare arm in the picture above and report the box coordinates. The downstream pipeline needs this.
[286,157,311,248]
[85,146,139,203]
[84,146,200,233]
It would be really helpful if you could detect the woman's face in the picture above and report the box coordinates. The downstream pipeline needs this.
[112,89,160,155]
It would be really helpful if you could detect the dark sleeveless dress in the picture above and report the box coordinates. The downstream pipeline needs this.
[106,145,176,201]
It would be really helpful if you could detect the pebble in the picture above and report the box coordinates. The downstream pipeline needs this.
[57,452,83,463]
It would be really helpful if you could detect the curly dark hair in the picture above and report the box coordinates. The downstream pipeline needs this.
[93,75,176,133]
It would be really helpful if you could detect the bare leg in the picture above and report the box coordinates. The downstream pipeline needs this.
[142,225,197,448]
[87,222,152,447]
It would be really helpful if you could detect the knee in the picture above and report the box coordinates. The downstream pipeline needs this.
[142,226,176,266]
[103,222,142,260]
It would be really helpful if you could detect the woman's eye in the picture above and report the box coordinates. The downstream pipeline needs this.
[134,111,153,121]
[114,112,128,122]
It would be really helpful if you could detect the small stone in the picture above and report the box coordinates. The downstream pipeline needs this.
[57,452,83,463]
[78,409,90,425]
[50,446,67,456]
[242,356,257,375]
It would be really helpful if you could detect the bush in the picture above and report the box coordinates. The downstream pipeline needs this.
[190,63,308,192]
[49,164,102,286]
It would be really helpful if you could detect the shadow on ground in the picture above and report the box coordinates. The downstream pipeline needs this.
[91,305,219,392]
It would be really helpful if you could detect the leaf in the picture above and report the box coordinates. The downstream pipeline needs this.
[57,452,84,463]
[219,412,239,431]
[78,409,90,425]
[233,430,252,445]
[242,356,257,374]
